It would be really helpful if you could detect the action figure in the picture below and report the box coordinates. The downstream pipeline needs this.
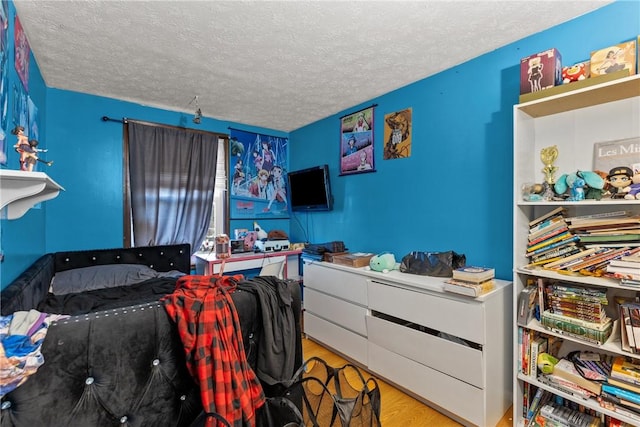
[11,125,52,171]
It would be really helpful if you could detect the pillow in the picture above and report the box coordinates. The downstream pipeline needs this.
[51,264,161,295]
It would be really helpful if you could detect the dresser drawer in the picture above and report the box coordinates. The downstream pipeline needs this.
[366,314,483,388]
[367,280,485,344]
[304,312,367,365]
[367,342,483,426]
[304,263,367,305]
[304,288,367,336]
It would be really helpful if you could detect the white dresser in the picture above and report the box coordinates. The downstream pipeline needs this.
[303,261,513,427]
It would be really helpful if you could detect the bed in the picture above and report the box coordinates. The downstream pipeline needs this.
[0,244,302,427]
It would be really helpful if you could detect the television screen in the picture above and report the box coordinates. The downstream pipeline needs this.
[288,165,333,212]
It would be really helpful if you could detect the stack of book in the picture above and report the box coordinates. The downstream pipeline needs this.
[568,212,640,247]
[597,357,640,421]
[543,246,640,277]
[607,252,640,285]
[525,207,582,268]
[533,402,602,427]
[619,301,640,353]
[443,266,495,297]
[539,283,612,345]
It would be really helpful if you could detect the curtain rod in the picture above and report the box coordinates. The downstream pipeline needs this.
[102,115,228,137]
[102,116,128,124]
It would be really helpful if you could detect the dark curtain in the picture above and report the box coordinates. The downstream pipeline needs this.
[128,122,218,254]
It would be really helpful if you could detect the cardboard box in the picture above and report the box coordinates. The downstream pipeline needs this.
[520,48,563,95]
[562,61,590,84]
[590,40,636,77]
[332,253,374,268]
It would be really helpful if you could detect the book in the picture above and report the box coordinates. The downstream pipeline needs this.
[579,234,640,243]
[602,383,640,406]
[537,374,594,400]
[528,225,571,246]
[443,279,495,297]
[541,310,611,331]
[608,266,640,278]
[551,358,602,395]
[529,220,569,241]
[593,137,640,176]
[610,259,640,268]
[451,266,495,283]
[539,403,602,427]
[527,387,552,420]
[529,335,548,379]
[529,207,566,228]
[527,231,574,252]
[526,236,581,257]
[611,356,640,384]
[566,210,631,223]
[599,389,640,413]
[608,377,640,395]
[517,286,538,325]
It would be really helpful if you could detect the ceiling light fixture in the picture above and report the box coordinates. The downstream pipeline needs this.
[190,95,202,124]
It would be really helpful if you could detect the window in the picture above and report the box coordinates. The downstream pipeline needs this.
[200,139,229,251]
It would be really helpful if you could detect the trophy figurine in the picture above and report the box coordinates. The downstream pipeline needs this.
[540,145,559,200]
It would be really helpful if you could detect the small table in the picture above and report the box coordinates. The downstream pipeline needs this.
[194,249,302,279]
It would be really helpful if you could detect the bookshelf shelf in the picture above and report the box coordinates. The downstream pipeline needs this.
[516,373,640,426]
[513,74,640,426]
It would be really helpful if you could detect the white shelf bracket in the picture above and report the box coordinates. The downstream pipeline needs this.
[0,170,64,219]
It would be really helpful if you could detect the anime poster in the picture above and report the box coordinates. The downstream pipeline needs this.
[14,15,29,91]
[383,107,412,160]
[229,128,289,219]
[0,1,8,164]
[339,106,375,175]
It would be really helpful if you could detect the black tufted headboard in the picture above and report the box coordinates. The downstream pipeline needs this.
[53,243,192,274]
[1,244,191,316]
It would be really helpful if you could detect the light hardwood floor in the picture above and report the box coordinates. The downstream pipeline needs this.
[302,337,513,427]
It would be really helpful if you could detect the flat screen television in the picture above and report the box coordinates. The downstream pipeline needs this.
[288,165,333,212]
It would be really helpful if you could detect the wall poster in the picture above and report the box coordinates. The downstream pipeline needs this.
[339,106,375,175]
[13,15,29,91]
[229,128,290,219]
[383,107,412,160]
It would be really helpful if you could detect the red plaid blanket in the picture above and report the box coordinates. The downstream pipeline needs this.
[162,274,264,427]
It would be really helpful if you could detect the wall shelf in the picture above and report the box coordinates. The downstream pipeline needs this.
[0,169,64,219]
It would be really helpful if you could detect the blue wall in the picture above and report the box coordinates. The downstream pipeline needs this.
[288,1,640,280]
[1,1,639,289]
[0,0,49,289]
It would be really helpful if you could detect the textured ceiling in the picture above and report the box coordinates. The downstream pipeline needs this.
[13,0,612,132]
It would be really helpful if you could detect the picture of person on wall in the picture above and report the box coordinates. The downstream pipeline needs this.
[265,165,287,212]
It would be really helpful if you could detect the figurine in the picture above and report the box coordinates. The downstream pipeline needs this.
[607,166,633,199]
[626,168,640,200]
[11,125,53,171]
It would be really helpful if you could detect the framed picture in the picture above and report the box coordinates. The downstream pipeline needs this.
[339,106,375,175]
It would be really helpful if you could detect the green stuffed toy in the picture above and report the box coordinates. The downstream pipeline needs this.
[554,170,605,201]
[366,252,399,273]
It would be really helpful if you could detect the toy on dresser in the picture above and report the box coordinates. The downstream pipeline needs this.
[366,252,399,273]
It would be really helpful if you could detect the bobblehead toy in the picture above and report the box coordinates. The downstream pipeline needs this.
[11,125,53,171]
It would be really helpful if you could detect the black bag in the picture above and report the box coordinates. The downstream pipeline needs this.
[399,250,466,277]
[265,357,381,427]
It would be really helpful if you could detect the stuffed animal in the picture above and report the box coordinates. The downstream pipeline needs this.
[562,62,589,84]
[626,168,640,200]
[253,221,268,240]
[366,252,399,273]
[554,170,605,200]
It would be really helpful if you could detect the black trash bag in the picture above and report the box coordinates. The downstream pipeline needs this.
[399,251,466,277]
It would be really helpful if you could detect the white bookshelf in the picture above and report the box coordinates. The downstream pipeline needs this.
[512,74,640,426]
